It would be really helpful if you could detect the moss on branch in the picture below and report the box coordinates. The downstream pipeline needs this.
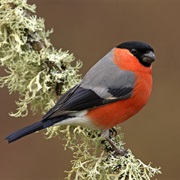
[46,126,161,180]
[0,0,161,179]
[0,0,82,116]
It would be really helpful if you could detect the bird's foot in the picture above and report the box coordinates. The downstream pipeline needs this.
[109,127,117,138]
[101,129,128,157]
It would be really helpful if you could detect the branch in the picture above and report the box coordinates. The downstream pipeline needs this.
[0,0,161,179]
[0,0,82,116]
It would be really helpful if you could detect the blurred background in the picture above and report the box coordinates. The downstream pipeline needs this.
[1,0,180,179]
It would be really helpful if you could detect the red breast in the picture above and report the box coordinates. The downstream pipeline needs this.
[87,48,152,129]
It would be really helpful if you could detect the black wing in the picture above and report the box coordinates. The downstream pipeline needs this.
[43,84,133,120]
[42,49,137,120]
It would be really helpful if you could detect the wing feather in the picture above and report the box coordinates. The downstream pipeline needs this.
[43,49,136,120]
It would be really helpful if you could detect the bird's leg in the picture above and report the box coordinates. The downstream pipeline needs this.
[109,127,117,138]
[101,129,127,156]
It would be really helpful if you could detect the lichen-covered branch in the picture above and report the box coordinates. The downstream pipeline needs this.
[46,126,161,180]
[0,0,82,116]
[0,0,161,179]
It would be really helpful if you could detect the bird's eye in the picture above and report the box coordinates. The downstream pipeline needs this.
[131,49,137,55]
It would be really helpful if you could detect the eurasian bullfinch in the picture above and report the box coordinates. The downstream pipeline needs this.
[5,41,156,155]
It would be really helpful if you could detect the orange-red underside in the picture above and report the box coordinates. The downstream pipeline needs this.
[87,48,152,129]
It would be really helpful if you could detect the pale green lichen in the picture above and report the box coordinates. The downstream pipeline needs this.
[0,0,161,179]
[0,0,82,116]
[46,126,161,180]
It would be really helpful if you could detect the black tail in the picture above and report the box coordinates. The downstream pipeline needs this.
[5,121,44,143]
[5,115,69,143]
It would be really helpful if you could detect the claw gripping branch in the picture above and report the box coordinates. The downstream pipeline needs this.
[0,0,161,179]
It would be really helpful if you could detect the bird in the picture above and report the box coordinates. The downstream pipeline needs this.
[5,41,156,155]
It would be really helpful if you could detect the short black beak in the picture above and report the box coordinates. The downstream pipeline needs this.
[142,51,156,65]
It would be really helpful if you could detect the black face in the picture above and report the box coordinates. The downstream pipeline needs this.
[117,41,156,67]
